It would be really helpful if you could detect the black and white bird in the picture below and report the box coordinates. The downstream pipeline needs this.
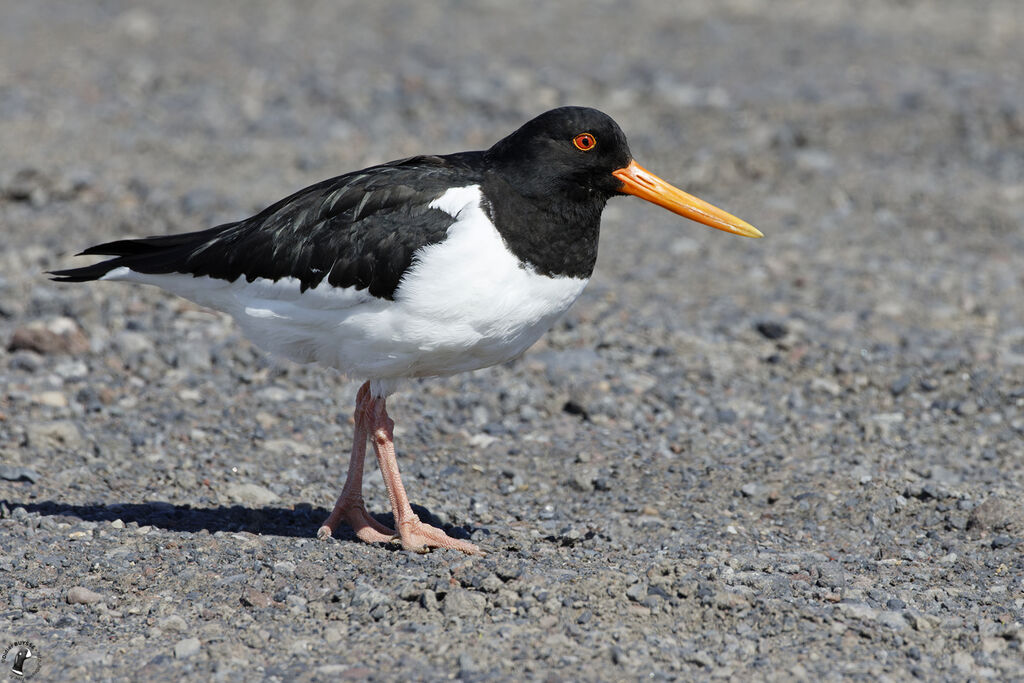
[52,106,761,554]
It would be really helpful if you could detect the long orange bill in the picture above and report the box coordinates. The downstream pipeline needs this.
[612,160,762,238]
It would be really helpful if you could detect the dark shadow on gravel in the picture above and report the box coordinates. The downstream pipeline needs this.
[12,500,331,537]
[7,500,479,545]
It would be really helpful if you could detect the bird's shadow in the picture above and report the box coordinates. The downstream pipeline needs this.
[7,500,475,545]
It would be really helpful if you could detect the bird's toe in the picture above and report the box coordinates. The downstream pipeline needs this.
[397,519,482,555]
[317,498,396,544]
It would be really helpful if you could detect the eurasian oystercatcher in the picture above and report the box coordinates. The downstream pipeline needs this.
[52,106,761,554]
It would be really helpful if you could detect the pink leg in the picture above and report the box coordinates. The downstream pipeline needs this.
[317,382,396,543]
[365,395,481,555]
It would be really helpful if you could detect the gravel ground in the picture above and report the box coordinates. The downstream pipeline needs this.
[2,0,1023,680]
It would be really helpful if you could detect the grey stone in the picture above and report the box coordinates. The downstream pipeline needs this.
[350,583,388,610]
[225,483,279,505]
[442,589,486,617]
[0,466,40,483]
[173,638,201,659]
[159,615,188,633]
[66,586,103,604]
[26,421,85,451]
[968,497,1023,536]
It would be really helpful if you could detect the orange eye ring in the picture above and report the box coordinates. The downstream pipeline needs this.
[573,133,597,151]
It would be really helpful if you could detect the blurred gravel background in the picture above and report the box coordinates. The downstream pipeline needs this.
[2,0,1023,680]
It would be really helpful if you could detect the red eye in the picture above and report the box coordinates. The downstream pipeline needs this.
[573,133,596,151]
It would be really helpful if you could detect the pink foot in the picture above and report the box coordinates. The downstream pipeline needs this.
[397,516,482,555]
[317,497,395,544]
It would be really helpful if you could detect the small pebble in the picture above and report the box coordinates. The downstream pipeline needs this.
[67,586,103,604]
[174,638,201,659]
[755,321,788,340]
[240,587,273,608]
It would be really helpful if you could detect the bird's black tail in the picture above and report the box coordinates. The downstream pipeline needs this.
[49,226,230,282]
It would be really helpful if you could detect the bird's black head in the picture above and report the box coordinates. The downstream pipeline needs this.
[484,106,761,240]
[485,106,633,203]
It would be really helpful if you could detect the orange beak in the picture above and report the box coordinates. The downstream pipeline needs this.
[612,160,762,238]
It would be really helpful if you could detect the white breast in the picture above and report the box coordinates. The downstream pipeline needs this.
[380,185,589,377]
[102,185,588,386]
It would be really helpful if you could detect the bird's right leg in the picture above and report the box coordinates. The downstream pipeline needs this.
[316,382,396,542]
[365,395,481,555]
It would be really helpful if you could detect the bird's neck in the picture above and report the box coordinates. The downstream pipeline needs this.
[481,174,604,280]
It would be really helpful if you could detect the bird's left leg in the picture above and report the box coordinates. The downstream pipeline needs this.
[317,382,396,543]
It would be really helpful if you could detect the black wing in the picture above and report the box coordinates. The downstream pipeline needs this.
[51,153,484,300]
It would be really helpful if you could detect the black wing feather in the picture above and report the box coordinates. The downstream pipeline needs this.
[51,153,484,300]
